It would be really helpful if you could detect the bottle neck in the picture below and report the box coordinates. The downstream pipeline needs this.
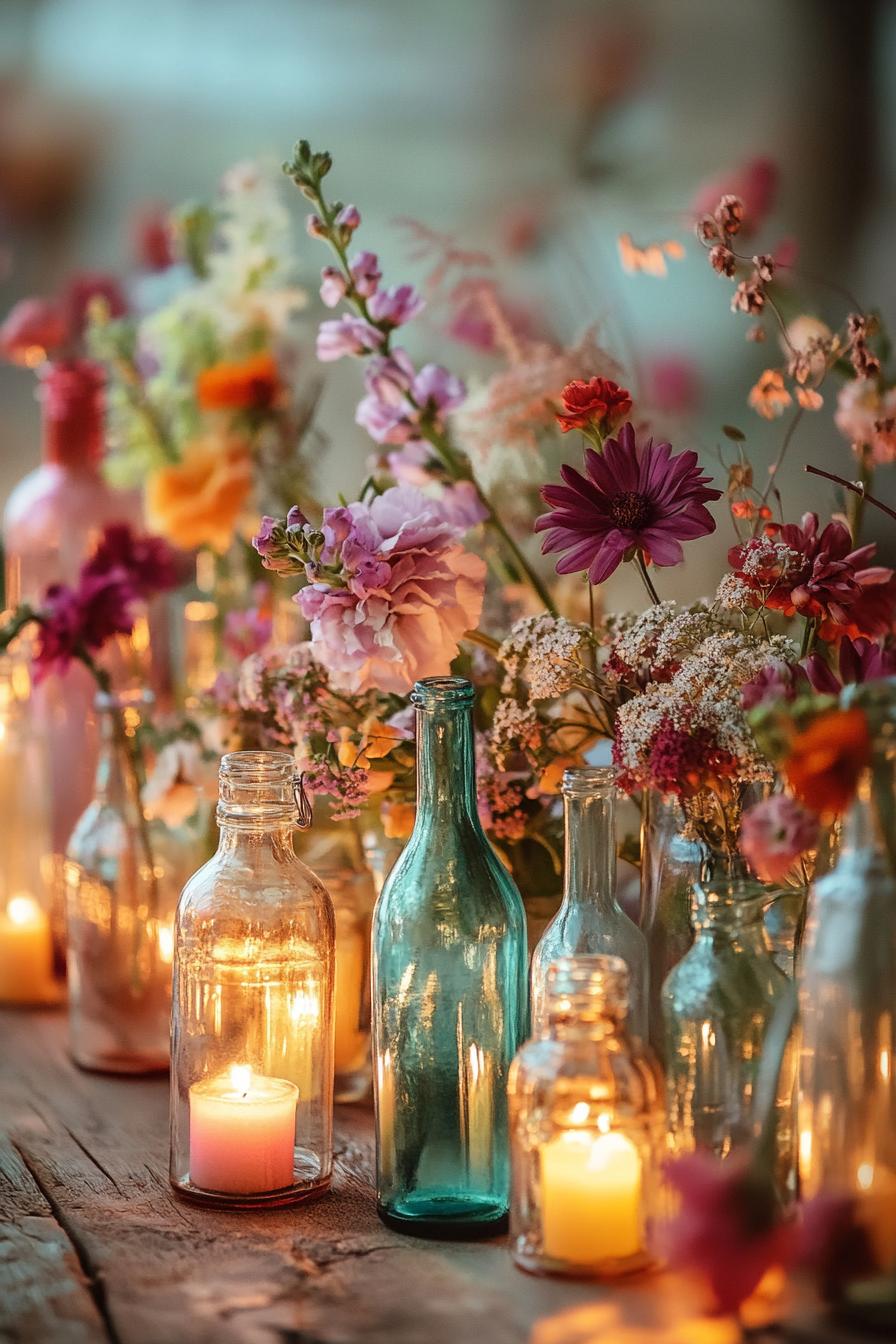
[215,819,296,860]
[415,700,479,828]
[41,361,104,468]
[94,705,142,816]
[562,786,616,913]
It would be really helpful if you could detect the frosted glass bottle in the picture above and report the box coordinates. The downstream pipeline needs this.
[2,359,141,852]
[371,677,528,1237]
[531,768,648,1041]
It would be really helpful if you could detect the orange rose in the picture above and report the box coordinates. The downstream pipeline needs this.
[382,801,416,840]
[536,754,586,796]
[146,436,253,553]
[196,351,280,412]
[784,707,871,816]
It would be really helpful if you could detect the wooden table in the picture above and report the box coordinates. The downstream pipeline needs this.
[0,1009,866,1344]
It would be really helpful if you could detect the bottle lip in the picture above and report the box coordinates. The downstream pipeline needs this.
[217,750,298,826]
[411,676,474,709]
[562,765,616,797]
[220,749,295,781]
[546,953,630,1009]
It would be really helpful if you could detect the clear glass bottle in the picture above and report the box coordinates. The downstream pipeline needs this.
[298,815,375,1103]
[663,874,795,1193]
[65,691,179,1072]
[170,751,335,1208]
[0,656,61,1005]
[638,792,700,1060]
[509,955,665,1278]
[798,749,896,1296]
[3,360,143,853]
[371,677,528,1237]
[531,768,648,1042]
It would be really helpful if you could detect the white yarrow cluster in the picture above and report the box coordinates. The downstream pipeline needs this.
[498,614,589,699]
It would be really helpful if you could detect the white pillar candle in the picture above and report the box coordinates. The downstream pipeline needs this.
[541,1127,642,1265]
[189,1064,298,1195]
[0,893,55,1004]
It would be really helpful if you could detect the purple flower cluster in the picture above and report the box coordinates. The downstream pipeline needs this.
[356,348,465,446]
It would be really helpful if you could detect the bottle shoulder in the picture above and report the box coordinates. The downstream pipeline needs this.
[532,901,647,968]
[176,847,335,929]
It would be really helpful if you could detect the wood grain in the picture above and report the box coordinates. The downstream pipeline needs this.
[0,1009,873,1344]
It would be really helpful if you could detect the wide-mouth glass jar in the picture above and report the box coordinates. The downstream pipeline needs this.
[509,954,665,1278]
[169,750,335,1208]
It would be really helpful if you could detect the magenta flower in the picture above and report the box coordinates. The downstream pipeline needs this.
[319,267,347,308]
[536,422,721,583]
[34,573,136,681]
[663,1151,794,1316]
[803,635,896,694]
[83,524,180,597]
[368,283,425,329]
[63,271,128,337]
[740,794,818,883]
[349,250,382,298]
[316,314,383,361]
[741,658,807,710]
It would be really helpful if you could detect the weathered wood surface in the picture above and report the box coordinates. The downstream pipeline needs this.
[0,1009,873,1344]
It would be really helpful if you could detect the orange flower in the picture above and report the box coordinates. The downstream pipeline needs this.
[196,351,280,412]
[146,435,253,553]
[536,754,586,796]
[748,370,792,420]
[784,708,871,816]
[382,801,416,840]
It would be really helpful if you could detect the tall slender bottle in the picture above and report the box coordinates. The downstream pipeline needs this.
[371,676,528,1237]
[530,767,648,1041]
[2,359,141,852]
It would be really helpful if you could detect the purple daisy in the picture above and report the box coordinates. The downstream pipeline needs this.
[535,422,722,583]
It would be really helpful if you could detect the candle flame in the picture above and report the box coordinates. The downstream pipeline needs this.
[288,987,320,1024]
[857,1162,875,1191]
[569,1101,591,1127]
[230,1063,253,1097]
[7,893,42,926]
[156,923,174,964]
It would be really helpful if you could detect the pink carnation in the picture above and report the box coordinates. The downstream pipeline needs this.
[740,794,818,883]
[296,485,486,695]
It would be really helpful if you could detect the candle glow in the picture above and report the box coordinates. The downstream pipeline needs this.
[188,1064,298,1196]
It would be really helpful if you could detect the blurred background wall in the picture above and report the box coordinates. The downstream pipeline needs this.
[1,0,893,603]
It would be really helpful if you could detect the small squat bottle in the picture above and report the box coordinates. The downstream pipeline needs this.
[169,751,335,1208]
[530,768,648,1040]
[509,955,665,1278]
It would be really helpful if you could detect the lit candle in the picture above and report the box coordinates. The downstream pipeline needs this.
[857,1161,896,1270]
[334,924,367,1073]
[189,1064,298,1195]
[541,1119,642,1266]
[0,893,56,1004]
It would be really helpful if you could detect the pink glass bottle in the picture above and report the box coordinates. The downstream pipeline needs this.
[2,360,141,853]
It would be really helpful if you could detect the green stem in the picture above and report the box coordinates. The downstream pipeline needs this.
[635,552,661,606]
[463,628,501,656]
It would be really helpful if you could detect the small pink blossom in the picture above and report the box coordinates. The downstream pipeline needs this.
[319,267,347,308]
[348,250,382,298]
[306,214,326,239]
[316,314,383,361]
[740,794,818,883]
[740,658,806,710]
[335,204,361,231]
[368,283,425,328]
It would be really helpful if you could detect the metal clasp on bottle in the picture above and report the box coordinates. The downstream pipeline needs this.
[292,772,313,830]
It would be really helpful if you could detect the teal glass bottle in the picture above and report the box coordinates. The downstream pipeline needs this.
[371,676,528,1237]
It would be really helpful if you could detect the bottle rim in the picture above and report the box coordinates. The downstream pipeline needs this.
[561,765,616,797]
[411,676,474,708]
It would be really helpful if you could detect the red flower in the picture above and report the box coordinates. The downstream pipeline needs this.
[130,201,174,272]
[62,272,128,338]
[0,298,69,366]
[554,376,632,433]
[33,573,136,681]
[83,524,181,598]
[664,1152,794,1316]
[621,715,739,798]
[729,513,895,636]
[784,707,871,816]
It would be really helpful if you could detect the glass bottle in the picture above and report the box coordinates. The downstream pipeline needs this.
[65,691,180,1072]
[3,360,143,853]
[798,749,896,1296]
[531,768,648,1042]
[169,751,335,1208]
[298,814,375,1103]
[509,955,665,1278]
[638,792,700,1060]
[0,656,61,1004]
[663,874,795,1193]
[371,676,528,1237]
